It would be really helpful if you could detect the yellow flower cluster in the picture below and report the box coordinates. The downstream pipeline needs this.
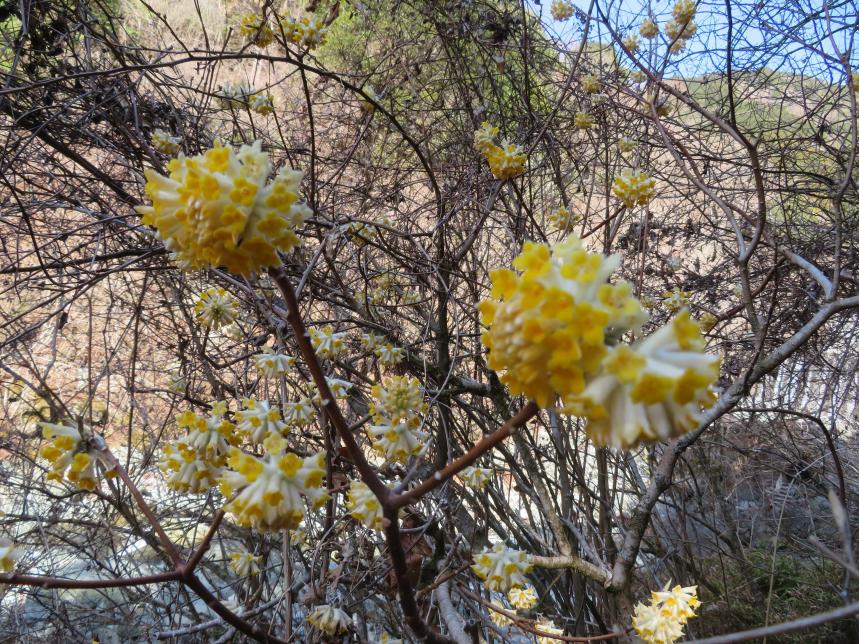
[239,14,275,48]
[580,74,601,94]
[548,206,579,230]
[0,540,19,573]
[633,584,700,644]
[219,433,327,531]
[249,92,274,115]
[623,33,641,52]
[360,331,385,352]
[306,605,351,636]
[471,544,532,592]
[663,287,691,311]
[160,407,237,493]
[315,377,353,405]
[228,549,262,576]
[374,343,405,365]
[617,136,636,153]
[151,129,181,155]
[137,141,311,276]
[280,15,327,48]
[612,169,656,208]
[367,376,427,462]
[640,18,659,39]
[536,621,565,644]
[346,479,384,530]
[474,122,526,181]
[508,585,538,610]
[460,465,493,489]
[282,397,317,426]
[236,398,287,444]
[215,82,253,109]
[574,111,594,129]
[550,0,574,21]
[194,287,238,329]
[310,325,347,359]
[673,0,697,26]
[254,347,295,377]
[39,421,116,490]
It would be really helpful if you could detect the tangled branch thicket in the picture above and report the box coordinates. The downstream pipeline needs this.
[1,0,858,642]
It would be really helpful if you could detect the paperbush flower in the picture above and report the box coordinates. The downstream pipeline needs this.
[280,15,327,48]
[228,550,262,576]
[490,607,513,628]
[663,287,691,311]
[633,584,699,644]
[574,111,594,129]
[665,18,697,40]
[239,14,275,48]
[318,377,353,402]
[460,466,493,489]
[536,621,565,644]
[346,479,384,530]
[0,540,19,573]
[474,122,526,180]
[151,129,181,155]
[640,18,659,39]
[370,376,426,424]
[563,311,719,447]
[219,434,327,531]
[167,372,186,394]
[672,0,697,25]
[309,325,347,359]
[479,239,646,407]
[652,584,700,623]
[282,397,317,426]
[137,141,311,275]
[471,544,532,591]
[623,33,641,52]
[236,398,287,443]
[306,604,351,636]
[160,441,220,493]
[550,0,574,21]
[367,419,428,462]
[254,347,295,377]
[581,74,601,93]
[548,206,579,230]
[39,421,116,490]
[374,343,405,365]
[618,137,636,153]
[249,92,274,115]
[174,407,237,462]
[215,82,252,109]
[508,585,538,610]
[698,311,717,331]
[360,331,385,352]
[194,287,238,329]
[612,169,656,208]
[474,121,500,155]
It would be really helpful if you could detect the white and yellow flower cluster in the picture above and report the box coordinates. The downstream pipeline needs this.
[160,407,237,493]
[219,433,327,531]
[137,141,311,276]
[39,421,116,491]
[280,15,327,49]
[612,169,656,208]
[151,129,182,155]
[283,397,317,426]
[633,584,700,644]
[236,398,287,444]
[239,13,275,48]
[215,82,253,109]
[474,121,526,181]
[580,74,601,94]
[640,18,659,39]
[460,465,493,489]
[0,540,19,573]
[471,544,532,592]
[254,347,295,377]
[574,111,594,129]
[346,479,384,530]
[665,1,698,53]
[228,549,262,576]
[480,239,719,448]
[249,92,274,116]
[508,585,538,610]
[310,325,347,359]
[306,604,351,636]
[536,621,565,644]
[367,376,427,462]
[194,287,238,329]
[550,0,574,22]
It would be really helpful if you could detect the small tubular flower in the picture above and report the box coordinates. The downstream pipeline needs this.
[229,550,262,576]
[640,18,659,39]
[309,325,347,359]
[160,441,220,493]
[474,121,500,155]
[39,421,115,490]
[249,92,274,115]
[536,621,565,644]
[370,376,426,425]
[580,74,601,94]
[215,82,252,109]
[282,396,317,426]
[490,607,513,628]
[479,239,646,407]
[319,377,353,402]
[471,544,532,591]
[623,33,641,52]
[0,540,19,573]
[136,140,311,276]
[151,129,181,155]
[194,287,238,329]
[672,0,697,26]
[174,407,237,463]
[360,331,385,352]
[219,441,327,532]
[254,347,295,377]
[618,137,636,153]
[550,0,574,21]
[663,287,691,311]
[651,584,700,623]
[485,142,526,180]
[374,343,405,365]
[239,14,275,48]
[346,479,384,530]
[612,169,656,208]
[508,585,538,610]
[367,419,427,462]
[548,206,579,230]
[563,311,719,448]
[280,15,327,48]
[574,111,594,129]
[236,398,287,443]
[306,605,351,636]
[633,602,685,644]
[460,466,493,489]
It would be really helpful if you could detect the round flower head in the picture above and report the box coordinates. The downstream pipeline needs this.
[623,33,641,52]
[215,82,252,109]
[663,287,691,312]
[640,18,659,39]
[254,347,295,377]
[367,419,428,463]
[550,0,574,21]
[228,549,262,576]
[698,311,717,332]
[160,441,220,493]
[174,407,237,464]
[548,206,579,230]
[280,15,327,48]
[370,376,426,425]
[360,331,385,352]
[346,479,384,530]
[485,141,526,181]
[309,325,347,359]
[563,311,719,448]
[536,621,565,644]
[508,585,538,610]
[282,396,317,426]
[651,584,700,624]
[471,544,532,592]
[574,111,594,129]
[0,540,19,573]
[151,129,181,155]
[617,137,636,153]
[194,287,238,329]
[633,601,685,644]
[612,169,656,208]
[136,140,311,276]
[239,14,275,48]
[474,121,500,155]
[219,436,327,531]
[306,604,351,636]
[236,398,288,443]
[460,466,493,490]
[317,377,353,404]
[374,343,405,365]
[672,0,697,26]
[479,239,646,407]
[580,74,601,94]
[490,606,513,628]
[39,421,116,490]
[250,92,274,115]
